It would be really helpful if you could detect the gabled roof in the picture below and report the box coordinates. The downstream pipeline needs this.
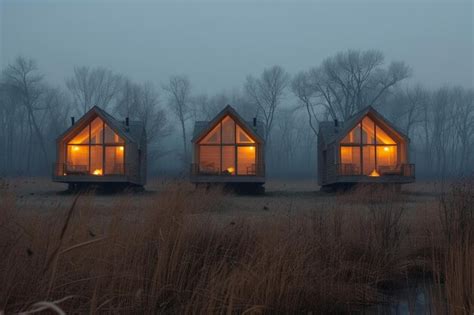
[57,106,145,145]
[319,106,409,145]
[192,104,265,143]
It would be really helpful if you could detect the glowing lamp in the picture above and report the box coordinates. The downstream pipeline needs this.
[73,146,80,151]
[249,146,255,151]
[227,167,235,173]
[369,169,380,177]
[383,147,389,152]
[92,169,103,176]
[119,146,124,151]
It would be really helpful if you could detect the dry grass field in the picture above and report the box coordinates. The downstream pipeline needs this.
[0,178,472,314]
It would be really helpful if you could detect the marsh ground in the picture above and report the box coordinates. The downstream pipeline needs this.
[1,177,471,314]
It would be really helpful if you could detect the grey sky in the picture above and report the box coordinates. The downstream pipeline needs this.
[1,0,473,94]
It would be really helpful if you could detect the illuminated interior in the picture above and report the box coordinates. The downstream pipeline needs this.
[66,117,125,175]
[198,115,257,175]
[340,115,399,176]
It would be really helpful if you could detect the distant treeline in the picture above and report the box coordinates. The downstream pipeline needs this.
[0,49,473,178]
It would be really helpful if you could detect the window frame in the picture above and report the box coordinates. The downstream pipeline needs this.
[197,116,257,176]
[339,117,398,175]
[65,117,126,176]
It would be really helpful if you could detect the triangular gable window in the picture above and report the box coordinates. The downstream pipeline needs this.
[68,117,125,144]
[340,115,397,145]
[105,124,125,144]
[341,124,361,144]
[236,125,255,143]
[375,126,396,144]
[200,124,221,144]
[69,125,90,144]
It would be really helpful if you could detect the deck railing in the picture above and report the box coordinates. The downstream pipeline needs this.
[190,162,265,177]
[52,163,128,177]
[335,163,415,177]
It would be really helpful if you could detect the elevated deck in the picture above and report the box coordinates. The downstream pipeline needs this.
[52,163,141,185]
[322,163,415,186]
[190,163,265,184]
[190,175,265,184]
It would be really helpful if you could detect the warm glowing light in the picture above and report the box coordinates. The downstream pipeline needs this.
[248,146,255,151]
[383,146,389,152]
[73,146,80,151]
[369,169,380,177]
[227,167,235,173]
[119,146,124,151]
[92,169,103,175]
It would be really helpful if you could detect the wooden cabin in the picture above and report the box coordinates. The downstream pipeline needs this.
[318,106,415,189]
[191,105,265,191]
[52,106,147,188]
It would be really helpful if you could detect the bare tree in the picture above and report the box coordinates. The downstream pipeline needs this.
[245,65,290,142]
[2,56,49,171]
[163,75,192,166]
[66,66,122,114]
[116,80,171,153]
[386,84,428,139]
[451,87,474,174]
[291,72,322,136]
[295,50,410,122]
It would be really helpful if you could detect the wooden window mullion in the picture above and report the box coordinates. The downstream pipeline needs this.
[374,121,377,171]
[220,123,222,174]
[359,122,363,175]
[234,121,237,175]
[88,124,91,173]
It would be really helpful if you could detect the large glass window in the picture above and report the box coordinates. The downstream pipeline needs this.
[105,146,124,175]
[66,117,125,175]
[340,146,360,175]
[237,146,256,175]
[341,124,361,144]
[198,116,257,176]
[339,115,398,176]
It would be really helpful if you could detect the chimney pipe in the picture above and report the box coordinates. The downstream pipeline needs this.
[253,117,257,127]
[125,117,129,126]
[71,117,75,126]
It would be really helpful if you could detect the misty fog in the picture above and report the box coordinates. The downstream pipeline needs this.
[1,0,473,178]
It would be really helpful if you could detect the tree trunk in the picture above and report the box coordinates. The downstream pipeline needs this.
[180,117,187,167]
